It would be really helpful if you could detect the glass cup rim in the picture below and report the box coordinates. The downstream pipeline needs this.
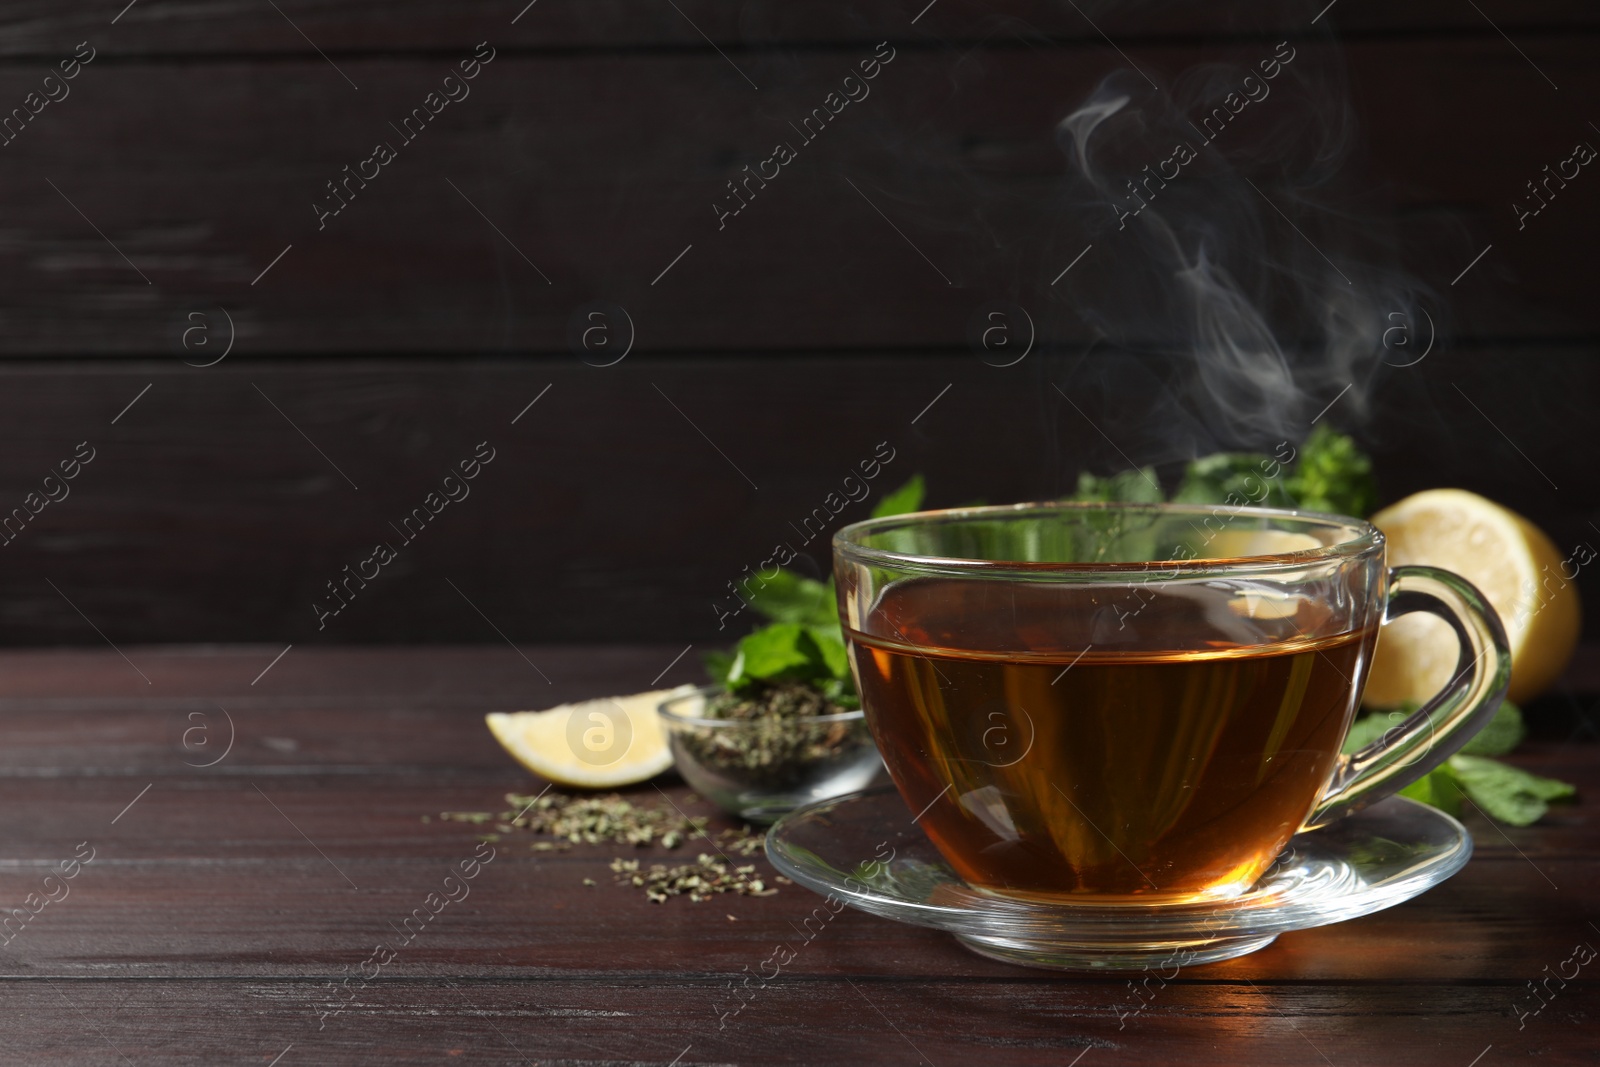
[833,500,1383,576]
[658,684,866,728]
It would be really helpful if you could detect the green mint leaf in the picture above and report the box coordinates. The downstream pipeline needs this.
[820,675,861,710]
[871,474,926,519]
[1343,706,1418,755]
[1283,425,1377,517]
[1350,699,1524,760]
[804,624,851,680]
[729,623,821,687]
[712,619,859,704]
[1171,452,1294,508]
[723,647,752,691]
[1460,700,1526,757]
[1066,468,1164,504]
[743,570,838,627]
[1448,753,1576,826]
[702,649,737,688]
[1398,764,1464,818]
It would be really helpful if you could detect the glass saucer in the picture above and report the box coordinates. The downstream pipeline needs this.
[765,787,1472,971]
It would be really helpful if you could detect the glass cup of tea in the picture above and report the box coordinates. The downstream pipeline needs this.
[833,502,1510,905]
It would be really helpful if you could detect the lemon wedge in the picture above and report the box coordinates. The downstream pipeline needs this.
[485,687,691,788]
[1364,489,1580,707]
[1204,528,1324,559]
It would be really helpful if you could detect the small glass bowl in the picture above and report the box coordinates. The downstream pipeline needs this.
[657,685,883,823]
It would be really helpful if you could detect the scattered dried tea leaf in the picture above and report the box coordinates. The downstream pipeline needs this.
[610,855,778,904]
[718,827,767,857]
[439,792,702,847]
[439,811,494,825]
[437,789,774,896]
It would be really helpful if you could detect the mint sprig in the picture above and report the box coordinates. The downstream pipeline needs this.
[738,570,838,628]
[1343,701,1576,825]
[1070,424,1377,519]
[705,475,927,704]
[871,473,925,520]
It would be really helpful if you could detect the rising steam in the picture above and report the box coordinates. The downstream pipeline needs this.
[1054,44,1433,450]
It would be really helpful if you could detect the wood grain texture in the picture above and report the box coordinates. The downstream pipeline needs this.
[0,645,1593,1065]
[0,1,1596,55]
[0,351,1592,645]
[6,979,1593,1067]
[0,37,1593,354]
[0,8,1593,649]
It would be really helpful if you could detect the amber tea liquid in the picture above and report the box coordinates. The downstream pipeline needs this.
[846,577,1375,902]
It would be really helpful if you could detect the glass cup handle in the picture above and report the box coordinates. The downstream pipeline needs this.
[1303,565,1512,830]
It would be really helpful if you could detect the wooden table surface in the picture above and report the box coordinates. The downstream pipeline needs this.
[2,645,1595,1066]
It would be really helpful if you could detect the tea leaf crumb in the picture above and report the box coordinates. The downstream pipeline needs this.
[608,854,779,903]
[440,789,774,900]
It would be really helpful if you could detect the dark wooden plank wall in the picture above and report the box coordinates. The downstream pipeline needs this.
[0,1,1594,644]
